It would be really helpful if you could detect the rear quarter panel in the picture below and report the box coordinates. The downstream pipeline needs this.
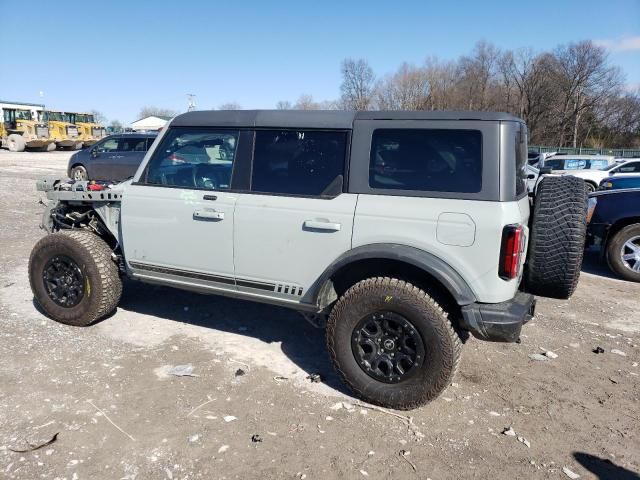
[352,196,528,303]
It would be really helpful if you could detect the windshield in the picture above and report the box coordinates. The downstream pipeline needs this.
[74,114,94,123]
[15,110,32,121]
[44,111,74,123]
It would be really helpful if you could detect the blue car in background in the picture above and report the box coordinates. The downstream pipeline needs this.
[599,174,640,191]
[67,132,158,182]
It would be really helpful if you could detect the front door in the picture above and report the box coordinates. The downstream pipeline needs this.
[121,127,242,289]
[233,129,356,301]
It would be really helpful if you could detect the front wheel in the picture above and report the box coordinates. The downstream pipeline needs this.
[29,231,122,326]
[327,277,461,410]
[607,224,640,282]
[7,134,26,152]
[584,181,597,193]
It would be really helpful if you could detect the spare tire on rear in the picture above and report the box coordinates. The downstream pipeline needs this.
[525,175,588,299]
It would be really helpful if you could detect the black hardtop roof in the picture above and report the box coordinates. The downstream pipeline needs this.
[171,110,523,128]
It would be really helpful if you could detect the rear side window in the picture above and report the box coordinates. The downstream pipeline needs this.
[251,130,347,196]
[616,162,640,173]
[369,129,482,193]
[143,128,239,190]
[515,124,528,196]
[119,137,147,152]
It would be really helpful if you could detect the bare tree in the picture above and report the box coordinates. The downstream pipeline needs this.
[218,102,242,110]
[138,106,179,119]
[340,58,375,110]
[550,41,624,147]
[276,100,292,110]
[374,63,430,110]
[90,110,106,124]
[457,41,501,110]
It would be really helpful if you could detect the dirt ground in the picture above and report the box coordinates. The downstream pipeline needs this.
[0,150,638,480]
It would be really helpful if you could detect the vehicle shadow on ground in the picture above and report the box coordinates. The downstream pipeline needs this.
[573,452,640,479]
[581,249,620,281]
[116,279,351,396]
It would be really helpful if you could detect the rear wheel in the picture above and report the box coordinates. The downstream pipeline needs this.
[327,277,461,410]
[606,224,640,282]
[71,165,88,181]
[7,134,26,152]
[29,231,122,326]
[584,181,597,193]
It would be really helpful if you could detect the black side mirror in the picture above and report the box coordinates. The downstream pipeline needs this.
[527,174,536,180]
[540,167,553,175]
[91,148,99,158]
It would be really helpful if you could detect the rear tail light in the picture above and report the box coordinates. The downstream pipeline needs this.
[499,225,524,280]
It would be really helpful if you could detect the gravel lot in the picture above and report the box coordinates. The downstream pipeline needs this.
[0,150,639,480]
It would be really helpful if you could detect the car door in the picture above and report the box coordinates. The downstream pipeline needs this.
[233,129,357,301]
[121,127,243,289]
[90,137,121,180]
[112,136,149,180]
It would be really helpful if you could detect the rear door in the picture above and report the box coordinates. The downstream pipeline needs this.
[233,129,356,301]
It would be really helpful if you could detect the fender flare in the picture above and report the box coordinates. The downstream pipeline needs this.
[307,243,477,307]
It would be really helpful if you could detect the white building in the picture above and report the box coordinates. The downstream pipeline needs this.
[129,115,172,132]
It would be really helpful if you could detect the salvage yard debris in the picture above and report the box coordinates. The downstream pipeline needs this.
[9,432,58,453]
[168,364,196,377]
[306,373,322,383]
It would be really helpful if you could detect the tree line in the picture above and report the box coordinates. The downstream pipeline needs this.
[129,40,640,148]
[277,40,640,148]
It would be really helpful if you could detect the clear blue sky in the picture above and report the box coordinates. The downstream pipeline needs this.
[1,0,638,124]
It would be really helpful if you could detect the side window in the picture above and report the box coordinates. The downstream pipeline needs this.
[119,137,147,152]
[146,137,156,150]
[369,129,482,193]
[143,128,238,190]
[251,130,347,196]
[617,162,640,173]
[98,138,119,152]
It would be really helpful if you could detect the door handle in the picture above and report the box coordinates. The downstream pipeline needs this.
[193,209,224,221]
[303,220,341,232]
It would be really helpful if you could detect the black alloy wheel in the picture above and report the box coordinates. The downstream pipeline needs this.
[351,311,425,383]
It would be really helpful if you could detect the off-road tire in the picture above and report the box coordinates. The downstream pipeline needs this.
[71,165,88,181]
[7,134,26,152]
[326,277,461,410]
[525,175,588,299]
[606,224,640,282]
[29,231,122,326]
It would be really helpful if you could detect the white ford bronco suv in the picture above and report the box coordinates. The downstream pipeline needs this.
[30,110,587,409]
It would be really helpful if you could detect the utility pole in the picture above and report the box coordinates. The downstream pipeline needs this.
[187,94,197,112]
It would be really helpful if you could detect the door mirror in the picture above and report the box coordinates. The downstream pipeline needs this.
[91,148,99,158]
[540,167,553,175]
[527,174,536,180]
[609,170,616,175]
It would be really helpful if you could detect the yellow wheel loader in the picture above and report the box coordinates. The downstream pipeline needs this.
[42,110,83,150]
[1,105,56,152]
[70,112,106,146]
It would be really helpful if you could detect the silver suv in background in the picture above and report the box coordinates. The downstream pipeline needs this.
[30,110,588,409]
